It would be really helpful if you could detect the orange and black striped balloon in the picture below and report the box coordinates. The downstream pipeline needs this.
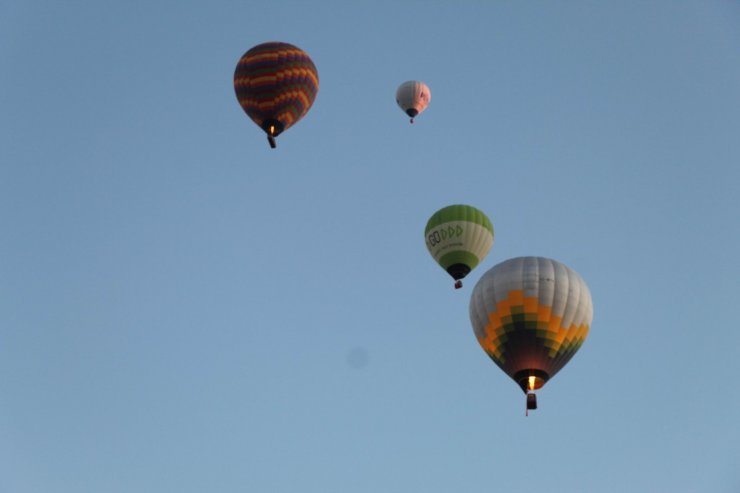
[234,42,319,148]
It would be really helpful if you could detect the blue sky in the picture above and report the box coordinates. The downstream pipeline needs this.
[2,1,740,492]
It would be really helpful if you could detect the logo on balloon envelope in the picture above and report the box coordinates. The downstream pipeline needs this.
[427,225,464,247]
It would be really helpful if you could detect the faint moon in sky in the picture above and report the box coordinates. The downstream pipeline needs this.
[346,347,369,369]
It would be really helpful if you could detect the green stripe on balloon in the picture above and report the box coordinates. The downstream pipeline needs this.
[425,205,493,234]
[438,250,481,270]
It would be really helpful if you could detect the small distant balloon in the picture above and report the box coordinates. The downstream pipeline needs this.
[233,42,319,148]
[396,80,431,123]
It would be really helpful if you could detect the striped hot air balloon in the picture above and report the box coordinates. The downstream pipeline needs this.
[425,205,494,289]
[469,257,593,414]
[234,42,319,148]
[396,81,431,123]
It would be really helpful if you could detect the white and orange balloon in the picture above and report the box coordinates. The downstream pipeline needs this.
[469,257,593,412]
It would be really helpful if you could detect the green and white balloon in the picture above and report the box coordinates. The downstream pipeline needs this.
[424,204,494,289]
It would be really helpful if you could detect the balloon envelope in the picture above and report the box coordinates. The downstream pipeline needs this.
[234,42,319,147]
[396,80,431,122]
[425,205,493,285]
[469,256,593,392]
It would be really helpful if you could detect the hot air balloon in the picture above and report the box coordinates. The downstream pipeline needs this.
[469,257,593,414]
[425,205,493,289]
[396,81,431,123]
[234,42,319,148]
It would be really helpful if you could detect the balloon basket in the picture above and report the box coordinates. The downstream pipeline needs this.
[454,280,463,289]
[525,392,537,416]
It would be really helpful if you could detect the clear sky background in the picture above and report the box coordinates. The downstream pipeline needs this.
[2,1,740,492]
